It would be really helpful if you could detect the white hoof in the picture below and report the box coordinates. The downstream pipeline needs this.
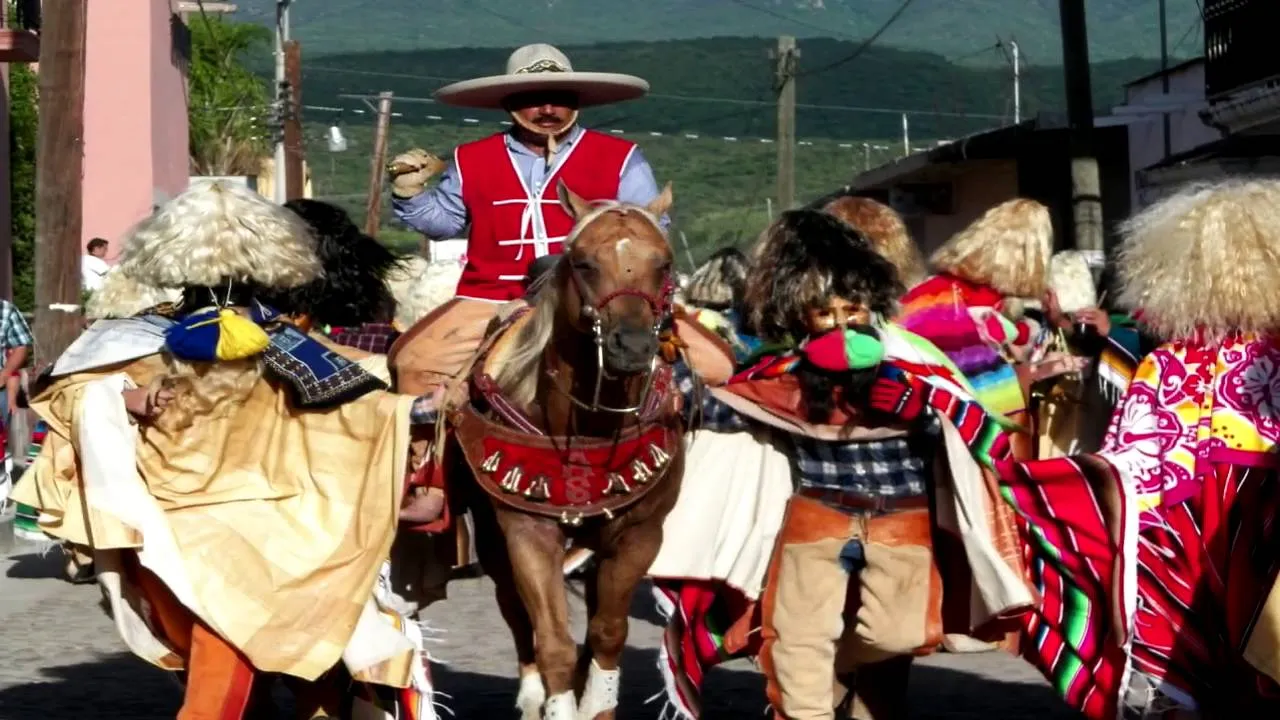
[516,671,546,720]
[577,659,620,720]
[543,690,578,720]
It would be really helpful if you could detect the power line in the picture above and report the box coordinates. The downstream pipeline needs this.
[796,0,917,78]
[723,0,854,39]
[304,69,1003,119]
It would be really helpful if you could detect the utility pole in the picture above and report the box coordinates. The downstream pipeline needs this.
[1059,0,1104,252]
[901,113,910,155]
[1158,0,1171,159]
[773,36,798,210]
[34,0,88,363]
[1011,39,1022,124]
[283,39,305,200]
[272,0,292,204]
[364,91,394,237]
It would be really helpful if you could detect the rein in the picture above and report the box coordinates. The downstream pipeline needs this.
[554,260,675,415]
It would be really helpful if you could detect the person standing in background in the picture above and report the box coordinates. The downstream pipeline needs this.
[81,237,110,293]
[0,298,32,429]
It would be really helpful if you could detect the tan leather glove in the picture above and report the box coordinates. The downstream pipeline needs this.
[387,148,447,199]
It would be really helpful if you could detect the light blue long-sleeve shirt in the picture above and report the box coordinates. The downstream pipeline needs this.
[392,125,669,241]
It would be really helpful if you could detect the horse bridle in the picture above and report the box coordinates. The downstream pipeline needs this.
[550,259,675,415]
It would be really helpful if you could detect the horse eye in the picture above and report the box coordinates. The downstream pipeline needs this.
[571,258,597,273]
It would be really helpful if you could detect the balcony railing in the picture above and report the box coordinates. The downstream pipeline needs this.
[1205,0,1280,99]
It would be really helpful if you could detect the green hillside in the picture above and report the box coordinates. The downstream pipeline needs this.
[236,0,1203,63]
[293,37,1177,141]
[306,120,864,266]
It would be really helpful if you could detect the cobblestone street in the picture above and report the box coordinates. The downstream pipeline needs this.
[0,519,1081,719]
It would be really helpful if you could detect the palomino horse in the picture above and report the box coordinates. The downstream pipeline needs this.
[449,181,684,720]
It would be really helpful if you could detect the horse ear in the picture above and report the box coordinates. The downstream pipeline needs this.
[646,182,673,218]
[557,180,593,220]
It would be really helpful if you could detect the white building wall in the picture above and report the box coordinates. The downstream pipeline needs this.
[1122,61,1223,209]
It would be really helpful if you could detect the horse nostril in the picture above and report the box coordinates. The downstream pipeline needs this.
[606,328,656,358]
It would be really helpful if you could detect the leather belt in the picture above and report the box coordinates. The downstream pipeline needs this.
[796,487,929,514]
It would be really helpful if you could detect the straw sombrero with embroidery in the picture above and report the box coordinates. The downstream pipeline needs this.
[434,43,649,109]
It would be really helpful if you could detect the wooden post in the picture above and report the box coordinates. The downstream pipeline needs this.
[283,40,305,201]
[364,91,394,237]
[34,0,88,364]
[1059,0,1104,252]
[0,63,13,302]
[774,36,798,211]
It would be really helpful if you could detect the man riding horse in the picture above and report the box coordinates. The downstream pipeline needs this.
[386,43,672,394]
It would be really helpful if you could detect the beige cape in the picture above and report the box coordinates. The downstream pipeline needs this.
[12,352,417,684]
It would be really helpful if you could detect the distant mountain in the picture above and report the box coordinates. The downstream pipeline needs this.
[236,0,1202,62]
[292,38,1175,141]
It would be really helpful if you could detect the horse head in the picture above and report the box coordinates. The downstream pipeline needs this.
[555,180,674,375]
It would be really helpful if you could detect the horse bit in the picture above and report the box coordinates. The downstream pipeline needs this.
[553,261,675,415]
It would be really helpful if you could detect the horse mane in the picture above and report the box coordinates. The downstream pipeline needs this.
[490,200,666,408]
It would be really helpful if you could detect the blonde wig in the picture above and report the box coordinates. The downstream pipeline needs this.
[822,195,926,287]
[85,266,181,319]
[153,356,264,434]
[1048,250,1099,315]
[115,180,322,290]
[1116,178,1280,340]
[930,198,1053,298]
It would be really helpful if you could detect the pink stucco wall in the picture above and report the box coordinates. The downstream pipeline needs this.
[82,0,189,260]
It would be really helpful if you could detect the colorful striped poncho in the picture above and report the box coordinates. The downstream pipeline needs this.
[1010,334,1280,718]
[897,274,1033,421]
[653,353,1019,718]
[12,419,47,542]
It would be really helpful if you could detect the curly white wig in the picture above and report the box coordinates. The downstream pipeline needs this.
[384,255,463,330]
[114,180,322,290]
[1117,178,1280,339]
[1048,250,1099,315]
[85,266,182,319]
[930,198,1053,298]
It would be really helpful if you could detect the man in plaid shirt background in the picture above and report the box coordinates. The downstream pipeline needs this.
[0,299,32,430]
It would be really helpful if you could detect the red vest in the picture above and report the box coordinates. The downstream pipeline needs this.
[454,129,637,301]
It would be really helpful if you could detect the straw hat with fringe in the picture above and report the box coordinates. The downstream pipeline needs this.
[1116,178,1280,340]
[114,180,322,291]
[930,197,1053,298]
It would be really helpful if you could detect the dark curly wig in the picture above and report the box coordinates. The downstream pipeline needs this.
[259,200,404,326]
[745,209,903,342]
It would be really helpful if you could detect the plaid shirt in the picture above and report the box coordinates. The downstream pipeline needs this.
[676,360,937,499]
[0,300,32,354]
[327,323,400,355]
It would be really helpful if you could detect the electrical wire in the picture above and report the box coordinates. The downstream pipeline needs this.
[795,0,917,78]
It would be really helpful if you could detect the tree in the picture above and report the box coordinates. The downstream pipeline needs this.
[10,63,36,311]
[187,15,271,176]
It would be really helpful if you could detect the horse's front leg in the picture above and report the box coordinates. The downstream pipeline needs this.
[472,499,542,719]
[579,521,665,720]
[496,508,579,720]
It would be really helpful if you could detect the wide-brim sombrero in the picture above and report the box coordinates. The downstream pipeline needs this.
[434,43,649,110]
